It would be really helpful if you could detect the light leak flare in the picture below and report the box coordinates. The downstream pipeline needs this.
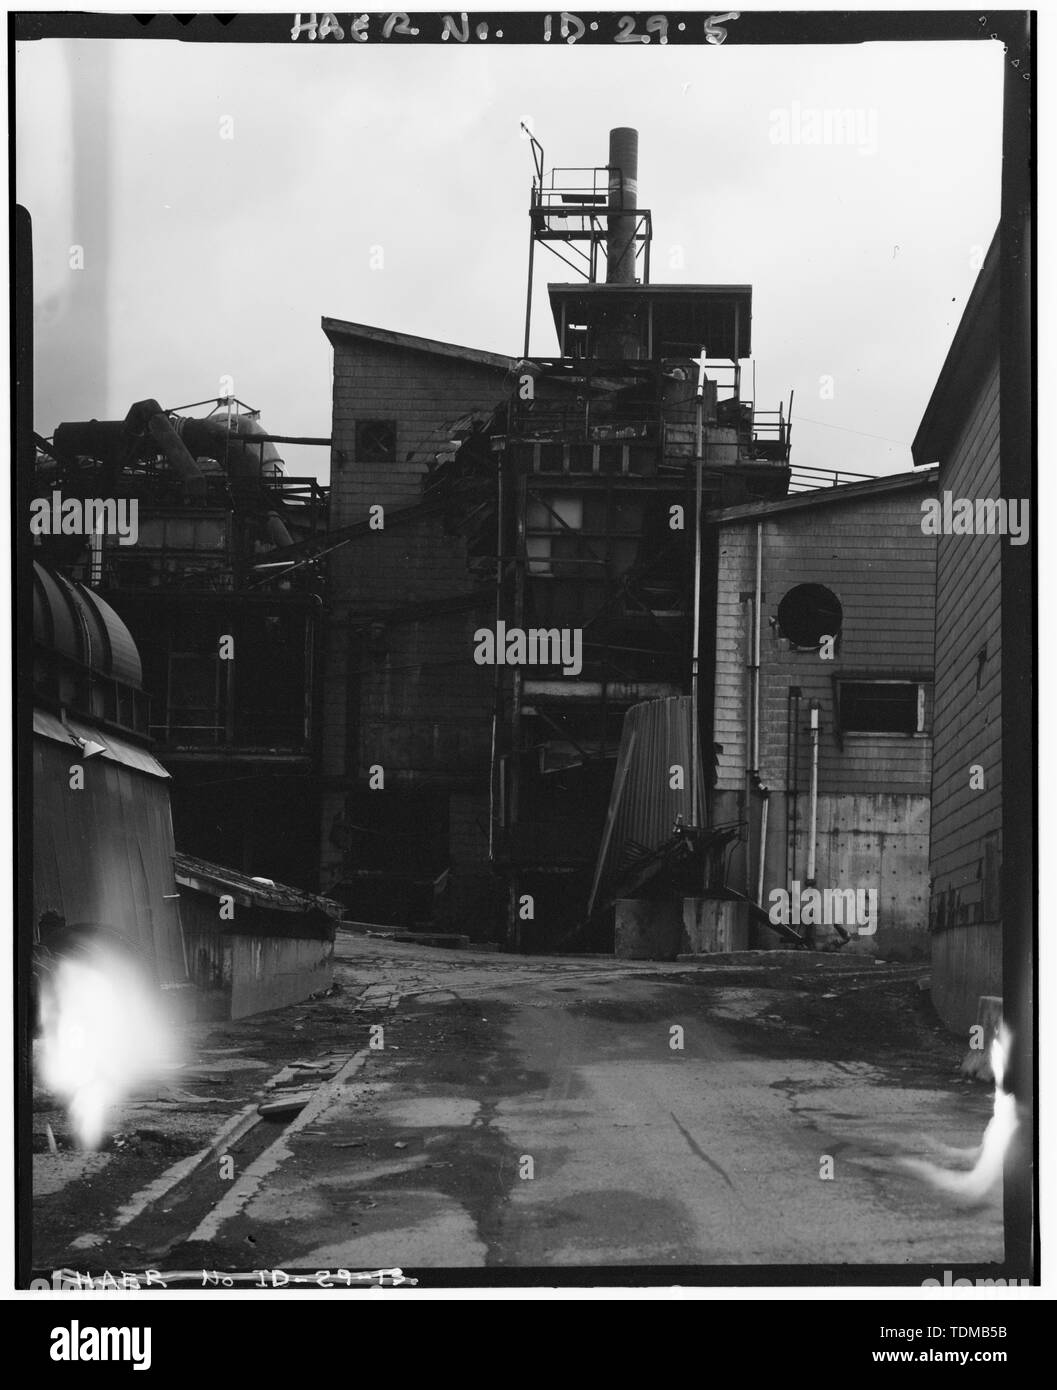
[38,942,179,1150]
[900,1024,1017,1205]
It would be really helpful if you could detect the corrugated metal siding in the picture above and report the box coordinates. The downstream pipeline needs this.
[33,563,143,686]
[78,584,143,687]
[32,735,186,985]
[590,696,706,909]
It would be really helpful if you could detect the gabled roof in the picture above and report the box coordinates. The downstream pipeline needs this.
[322,316,513,372]
[710,467,939,524]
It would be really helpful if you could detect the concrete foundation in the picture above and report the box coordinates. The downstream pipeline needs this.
[682,898,751,954]
[614,899,682,960]
[961,994,1004,1082]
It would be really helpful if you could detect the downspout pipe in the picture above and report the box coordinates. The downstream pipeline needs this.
[788,686,801,882]
[756,785,770,907]
[750,522,763,773]
[806,701,821,886]
[690,353,705,832]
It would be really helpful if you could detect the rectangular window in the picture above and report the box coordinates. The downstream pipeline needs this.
[355,420,397,464]
[525,496,583,576]
[837,680,929,735]
[163,653,224,745]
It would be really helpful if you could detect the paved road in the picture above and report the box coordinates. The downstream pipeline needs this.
[172,940,1003,1272]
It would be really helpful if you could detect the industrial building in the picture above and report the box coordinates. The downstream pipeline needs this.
[709,471,939,959]
[912,233,1003,1030]
[318,127,894,948]
[30,128,958,968]
[34,398,330,890]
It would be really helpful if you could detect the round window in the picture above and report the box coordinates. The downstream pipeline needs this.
[776,583,843,649]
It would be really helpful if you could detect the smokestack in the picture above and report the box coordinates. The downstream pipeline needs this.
[606,127,639,285]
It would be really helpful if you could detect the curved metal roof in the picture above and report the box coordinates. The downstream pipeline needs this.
[33,561,143,688]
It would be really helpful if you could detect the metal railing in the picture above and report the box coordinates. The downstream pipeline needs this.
[788,463,877,492]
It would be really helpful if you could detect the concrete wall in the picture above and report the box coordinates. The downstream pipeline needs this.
[185,931,334,1022]
[229,935,333,1020]
[716,788,930,958]
[712,483,936,956]
[927,360,1002,1029]
[181,892,334,1020]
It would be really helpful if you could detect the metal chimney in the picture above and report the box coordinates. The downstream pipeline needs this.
[606,127,639,285]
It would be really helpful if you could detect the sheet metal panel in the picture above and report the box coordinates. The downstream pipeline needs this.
[34,709,170,780]
[32,734,186,986]
[590,696,706,911]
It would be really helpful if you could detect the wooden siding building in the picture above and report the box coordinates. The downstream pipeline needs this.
[911,236,1003,1031]
[710,471,939,959]
[320,302,794,944]
[320,319,513,932]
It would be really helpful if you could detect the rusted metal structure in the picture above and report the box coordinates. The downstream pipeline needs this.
[315,126,879,948]
[34,398,330,888]
[492,128,796,945]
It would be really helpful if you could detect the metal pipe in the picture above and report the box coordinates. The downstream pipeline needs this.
[689,354,705,830]
[606,127,639,286]
[789,686,801,881]
[751,522,763,771]
[125,399,206,498]
[88,527,103,587]
[756,789,770,907]
[488,430,507,863]
[806,701,821,885]
[523,217,536,358]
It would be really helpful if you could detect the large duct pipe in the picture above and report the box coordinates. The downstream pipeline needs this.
[179,416,292,547]
[606,127,639,285]
[179,414,285,483]
[52,403,293,546]
[127,399,207,498]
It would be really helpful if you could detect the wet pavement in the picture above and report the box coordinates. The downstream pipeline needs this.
[32,933,1004,1276]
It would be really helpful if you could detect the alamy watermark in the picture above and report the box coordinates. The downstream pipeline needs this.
[30,491,139,546]
[50,1321,151,1370]
[474,622,583,677]
[769,101,879,156]
[768,880,877,935]
[920,492,1029,545]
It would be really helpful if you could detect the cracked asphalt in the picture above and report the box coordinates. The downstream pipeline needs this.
[32,933,1003,1275]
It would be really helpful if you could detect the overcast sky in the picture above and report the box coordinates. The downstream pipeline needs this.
[16,33,1003,481]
